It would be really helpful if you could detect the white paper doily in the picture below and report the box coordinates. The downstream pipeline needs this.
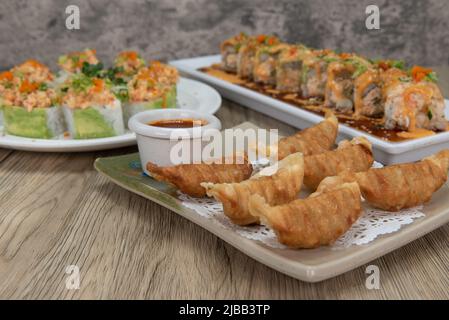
[178,160,425,249]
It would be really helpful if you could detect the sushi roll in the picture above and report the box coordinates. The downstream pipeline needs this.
[383,66,446,134]
[124,61,179,124]
[220,32,249,73]
[61,74,125,139]
[300,49,339,99]
[2,75,65,139]
[57,48,100,83]
[353,67,383,117]
[237,34,279,79]
[253,42,290,85]
[112,51,146,81]
[106,51,147,115]
[276,45,311,93]
[324,53,372,113]
[353,60,406,118]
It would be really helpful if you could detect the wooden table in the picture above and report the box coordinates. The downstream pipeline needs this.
[0,68,448,300]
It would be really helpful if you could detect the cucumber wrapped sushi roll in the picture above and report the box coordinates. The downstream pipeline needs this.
[220,33,248,73]
[253,42,290,85]
[300,49,338,99]
[237,35,279,79]
[383,66,446,134]
[2,79,65,139]
[107,51,147,123]
[56,48,100,84]
[276,45,311,93]
[61,74,125,139]
[124,61,179,125]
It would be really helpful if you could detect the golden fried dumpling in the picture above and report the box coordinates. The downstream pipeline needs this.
[275,112,338,160]
[316,149,449,211]
[303,137,373,190]
[147,154,253,198]
[248,182,362,249]
[202,152,304,225]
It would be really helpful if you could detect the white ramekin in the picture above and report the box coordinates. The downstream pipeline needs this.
[128,109,222,174]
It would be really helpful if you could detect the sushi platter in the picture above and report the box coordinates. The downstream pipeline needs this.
[0,75,221,152]
[0,49,221,152]
[171,55,449,165]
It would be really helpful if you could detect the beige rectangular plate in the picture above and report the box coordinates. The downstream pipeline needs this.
[94,122,449,282]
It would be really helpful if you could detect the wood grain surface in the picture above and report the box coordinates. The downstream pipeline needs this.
[0,68,448,300]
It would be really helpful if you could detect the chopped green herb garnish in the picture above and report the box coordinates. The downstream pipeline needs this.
[38,83,48,91]
[322,57,339,63]
[234,43,242,52]
[352,64,368,78]
[428,109,433,120]
[113,87,129,102]
[425,72,438,83]
[70,74,93,92]
[82,62,104,78]
[390,60,405,70]
[344,58,369,78]
[103,66,128,86]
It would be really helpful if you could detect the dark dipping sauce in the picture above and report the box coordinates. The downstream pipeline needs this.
[199,65,444,142]
[148,118,208,128]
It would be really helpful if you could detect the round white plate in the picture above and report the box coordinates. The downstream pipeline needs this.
[0,77,221,152]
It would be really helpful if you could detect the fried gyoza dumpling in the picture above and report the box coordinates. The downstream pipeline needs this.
[315,149,449,211]
[147,154,253,198]
[303,137,373,190]
[202,152,304,225]
[275,112,338,160]
[248,182,362,248]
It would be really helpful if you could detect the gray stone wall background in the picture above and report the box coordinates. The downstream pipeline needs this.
[0,0,448,70]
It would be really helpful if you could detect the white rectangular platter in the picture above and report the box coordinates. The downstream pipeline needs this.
[170,55,449,165]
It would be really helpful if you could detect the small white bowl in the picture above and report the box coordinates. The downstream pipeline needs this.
[128,109,222,174]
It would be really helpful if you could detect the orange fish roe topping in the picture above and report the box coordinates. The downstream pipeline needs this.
[256,35,267,43]
[19,79,39,93]
[120,51,139,61]
[411,65,433,83]
[267,36,277,46]
[136,69,156,84]
[0,71,13,81]
[92,78,104,93]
